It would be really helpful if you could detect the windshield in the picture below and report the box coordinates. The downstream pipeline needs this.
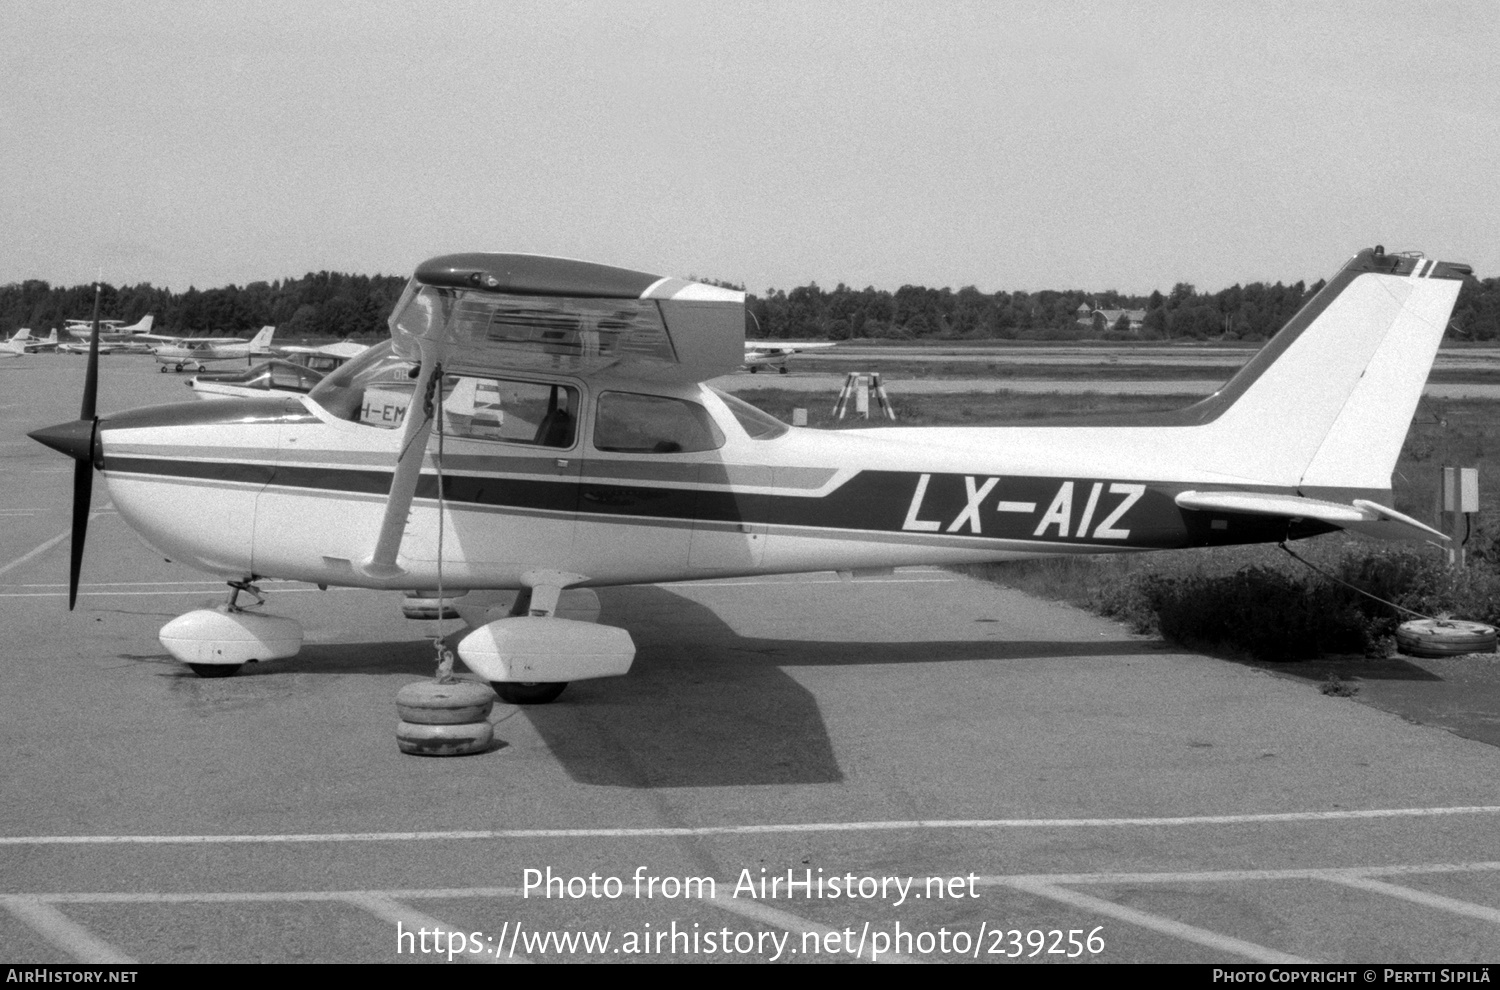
[307,340,419,426]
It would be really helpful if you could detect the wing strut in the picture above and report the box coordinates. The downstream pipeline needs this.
[361,342,441,579]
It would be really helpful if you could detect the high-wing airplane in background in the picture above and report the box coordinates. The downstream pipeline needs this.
[65,315,154,342]
[185,340,369,400]
[29,247,1469,706]
[184,340,369,399]
[743,340,838,373]
[149,326,277,371]
[60,315,156,355]
[3,328,60,353]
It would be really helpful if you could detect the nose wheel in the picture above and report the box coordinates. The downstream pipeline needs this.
[160,580,303,678]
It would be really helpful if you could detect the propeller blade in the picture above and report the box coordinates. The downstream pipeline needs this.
[68,459,93,610]
[80,283,102,422]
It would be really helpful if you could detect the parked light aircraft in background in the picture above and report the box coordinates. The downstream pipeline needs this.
[150,326,277,372]
[65,315,154,341]
[743,340,838,373]
[3,329,60,353]
[186,340,369,399]
[187,359,329,400]
[29,247,1467,705]
[60,316,157,355]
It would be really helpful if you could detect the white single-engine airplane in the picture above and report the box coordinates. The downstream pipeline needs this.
[3,328,60,353]
[64,315,154,342]
[743,340,837,373]
[29,247,1467,704]
[150,326,277,372]
[186,340,369,399]
[60,316,157,356]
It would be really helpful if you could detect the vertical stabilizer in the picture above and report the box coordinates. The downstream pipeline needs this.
[1187,249,1467,490]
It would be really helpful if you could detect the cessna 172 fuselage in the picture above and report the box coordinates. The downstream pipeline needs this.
[30,248,1469,702]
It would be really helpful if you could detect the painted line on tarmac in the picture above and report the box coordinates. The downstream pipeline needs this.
[0,896,137,964]
[1319,875,1500,926]
[982,861,1500,886]
[1003,879,1310,963]
[0,530,70,580]
[701,888,917,964]
[21,887,526,904]
[18,863,1500,901]
[0,587,367,598]
[683,578,957,587]
[0,509,112,579]
[346,893,530,964]
[10,579,318,589]
[11,865,1499,965]
[5,806,1500,846]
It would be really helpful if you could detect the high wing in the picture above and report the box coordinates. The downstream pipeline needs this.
[278,340,368,360]
[137,332,251,345]
[388,253,745,382]
[745,341,838,356]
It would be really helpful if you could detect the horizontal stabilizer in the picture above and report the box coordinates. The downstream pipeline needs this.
[1175,491,1447,543]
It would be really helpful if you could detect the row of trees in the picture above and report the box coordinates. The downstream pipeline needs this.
[749,274,1500,342]
[3,269,1498,342]
[746,278,1333,342]
[0,272,406,340]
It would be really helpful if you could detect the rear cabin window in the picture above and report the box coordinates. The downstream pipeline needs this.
[709,386,790,439]
[593,392,725,454]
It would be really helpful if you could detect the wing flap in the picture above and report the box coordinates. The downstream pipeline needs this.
[1175,490,1447,543]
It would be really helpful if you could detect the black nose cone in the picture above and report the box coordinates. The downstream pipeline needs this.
[29,419,97,463]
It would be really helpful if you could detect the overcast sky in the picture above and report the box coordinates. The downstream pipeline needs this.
[4,1,1497,296]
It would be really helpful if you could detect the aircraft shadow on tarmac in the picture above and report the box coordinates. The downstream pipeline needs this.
[126,583,1451,787]
[124,583,1172,789]
[512,584,1172,790]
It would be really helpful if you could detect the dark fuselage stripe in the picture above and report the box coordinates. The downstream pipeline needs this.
[104,456,1337,551]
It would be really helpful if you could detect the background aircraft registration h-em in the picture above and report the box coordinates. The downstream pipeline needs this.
[29,246,1470,704]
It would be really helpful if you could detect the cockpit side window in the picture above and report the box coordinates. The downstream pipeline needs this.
[593,392,725,454]
[439,376,577,448]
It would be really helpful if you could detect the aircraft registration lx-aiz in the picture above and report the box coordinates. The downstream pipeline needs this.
[29,247,1468,704]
